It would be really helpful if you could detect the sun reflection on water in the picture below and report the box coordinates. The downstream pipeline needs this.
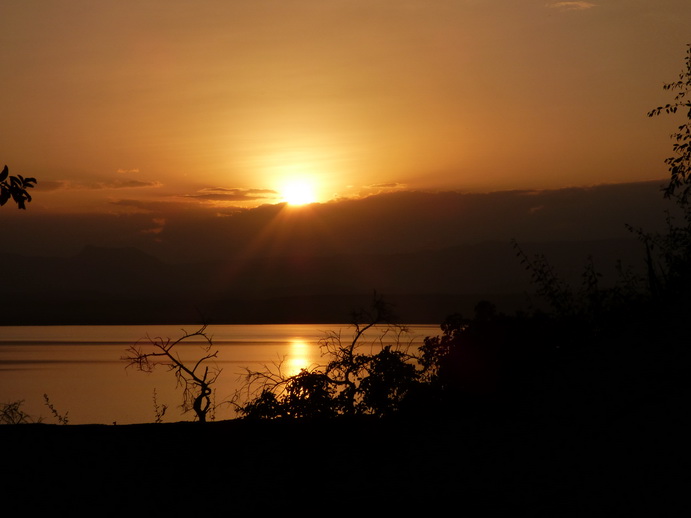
[285,339,314,377]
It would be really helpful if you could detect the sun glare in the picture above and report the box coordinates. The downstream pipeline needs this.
[282,180,316,206]
[285,340,313,377]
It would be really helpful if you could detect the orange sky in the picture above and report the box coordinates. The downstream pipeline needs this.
[1,1,689,214]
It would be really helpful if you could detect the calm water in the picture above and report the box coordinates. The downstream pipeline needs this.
[0,324,439,425]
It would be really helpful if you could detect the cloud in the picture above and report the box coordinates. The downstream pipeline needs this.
[548,1,597,10]
[35,179,161,191]
[185,187,279,202]
[108,199,173,214]
[357,182,408,197]
[34,180,66,192]
[367,182,406,189]
[141,217,166,235]
[2,180,673,267]
[116,168,140,174]
[99,179,162,189]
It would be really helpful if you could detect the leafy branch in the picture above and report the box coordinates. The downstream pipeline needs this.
[43,394,69,425]
[0,165,37,209]
[647,44,691,204]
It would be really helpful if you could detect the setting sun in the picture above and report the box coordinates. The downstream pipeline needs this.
[281,180,317,206]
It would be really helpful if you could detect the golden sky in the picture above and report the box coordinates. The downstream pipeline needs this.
[1,0,689,214]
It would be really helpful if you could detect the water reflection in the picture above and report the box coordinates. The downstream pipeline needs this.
[0,324,437,424]
[284,339,314,377]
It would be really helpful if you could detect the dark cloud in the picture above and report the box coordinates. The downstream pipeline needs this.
[1,180,676,265]
[37,179,162,191]
[110,198,210,214]
[140,217,166,237]
[101,179,161,189]
[103,179,162,189]
[34,180,66,192]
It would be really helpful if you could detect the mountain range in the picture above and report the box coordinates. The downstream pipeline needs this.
[1,238,647,325]
[1,180,674,325]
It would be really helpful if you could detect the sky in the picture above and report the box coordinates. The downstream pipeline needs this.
[1,0,689,218]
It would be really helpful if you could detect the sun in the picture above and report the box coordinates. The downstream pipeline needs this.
[281,179,317,206]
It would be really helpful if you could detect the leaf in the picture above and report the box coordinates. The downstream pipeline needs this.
[0,165,7,182]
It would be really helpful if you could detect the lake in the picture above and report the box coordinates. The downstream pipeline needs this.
[0,323,440,425]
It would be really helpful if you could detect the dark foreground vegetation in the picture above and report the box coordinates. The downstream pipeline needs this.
[1,405,686,515]
[2,47,690,515]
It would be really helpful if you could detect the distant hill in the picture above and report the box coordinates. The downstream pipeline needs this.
[1,179,675,261]
[2,181,673,324]
[0,238,647,325]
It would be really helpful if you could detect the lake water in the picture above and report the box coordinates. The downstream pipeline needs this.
[0,324,439,425]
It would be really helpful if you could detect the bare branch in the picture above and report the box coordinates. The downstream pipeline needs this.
[122,325,220,422]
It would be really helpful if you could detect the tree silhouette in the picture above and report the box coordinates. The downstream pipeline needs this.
[123,325,220,422]
[648,44,691,204]
[632,44,691,304]
[0,165,37,209]
[237,294,424,419]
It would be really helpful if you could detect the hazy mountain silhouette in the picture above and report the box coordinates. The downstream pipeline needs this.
[1,237,647,325]
[1,179,674,261]
[1,180,674,324]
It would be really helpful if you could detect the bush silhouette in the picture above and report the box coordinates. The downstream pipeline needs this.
[237,294,426,419]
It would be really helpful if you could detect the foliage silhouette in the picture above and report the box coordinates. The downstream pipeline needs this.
[626,44,691,316]
[237,294,425,419]
[421,52,691,413]
[152,389,168,424]
[500,39,691,350]
[512,240,646,324]
[1,395,70,425]
[0,165,37,209]
[648,44,691,204]
[467,46,691,417]
[43,394,69,425]
[0,400,35,424]
[123,325,220,422]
